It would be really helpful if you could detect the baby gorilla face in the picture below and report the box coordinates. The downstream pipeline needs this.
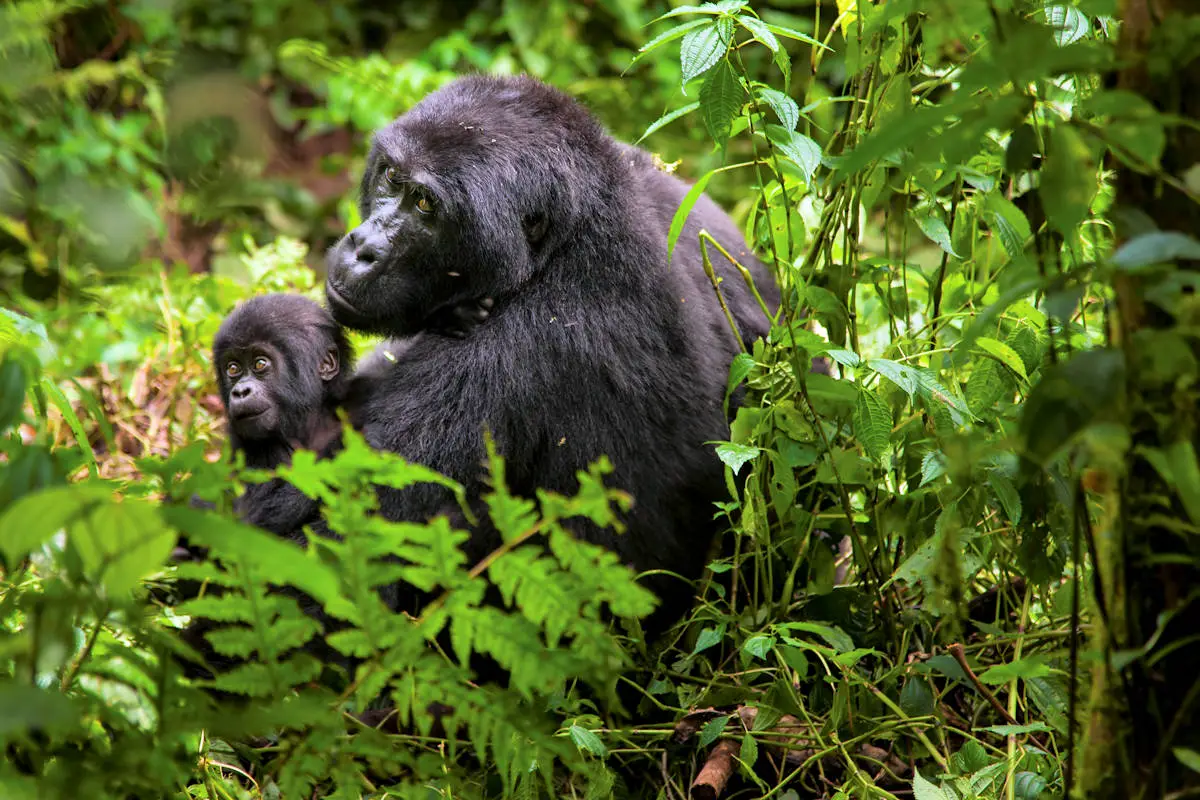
[218,344,284,440]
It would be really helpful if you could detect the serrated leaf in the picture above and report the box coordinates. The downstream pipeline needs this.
[637,18,709,56]
[975,336,1029,380]
[978,722,1053,735]
[667,169,715,260]
[764,21,828,49]
[1111,231,1200,270]
[765,124,821,182]
[653,0,747,22]
[569,725,609,758]
[755,86,799,130]
[915,212,961,258]
[680,19,730,88]
[638,101,700,142]
[739,732,758,772]
[1041,124,1095,235]
[865,358,917,397]
[978,655,1051,684]
[699,715,730,747]
[921,451,947,486]
[824,348,860,368]
[773,46,791,91]
[980,193,1033,264]
[853,387,891,462]
[716,442,760,474]
[725,351,755,399]
[737,15,779,51]
[913,769,956,800]
[699,59,744,148]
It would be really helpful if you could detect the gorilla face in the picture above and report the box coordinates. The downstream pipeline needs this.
[325,84,587,338]
[325,156,464,337]
[213,294,351,452]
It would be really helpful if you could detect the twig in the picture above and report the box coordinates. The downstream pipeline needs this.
[947,643,1017,725]
[691,738,740,800]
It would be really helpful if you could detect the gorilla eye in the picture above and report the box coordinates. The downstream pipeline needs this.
[383,166,402,186]
[252,356,270,373]
[415,191,436,215]
[225,362,242,378]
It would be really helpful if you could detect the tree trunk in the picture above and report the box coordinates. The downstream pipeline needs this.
[1082,1,1200,796]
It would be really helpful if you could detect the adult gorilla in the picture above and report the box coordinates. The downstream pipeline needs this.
[326,75,779,626]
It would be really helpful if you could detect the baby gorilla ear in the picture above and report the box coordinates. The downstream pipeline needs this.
[319,347,340,382]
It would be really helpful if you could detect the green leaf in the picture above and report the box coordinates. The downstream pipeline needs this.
[900,677,935,717]
[70,497,175,595]
[569,724,609,759]
[1111,231,1200,270]
[699,59,744,148]
[0,484,113,565]
[680,19,730,88]
[739,731,758,772]
[763,21,827,49]
[987,469,1022,525]
[764,124,821,182]
[1020,349,1125,464]
[1014,771,1048,800]
[1174,748,1200,774]
[978,722,1053,735]
[778,621,854,652]
[699,715,730,747]
[1040,124,1095,235]
[737,15,779,51]
[1164,439,1200,527]
[920,451,947,486]
[716,442,760,474]
[755,86,799,130]
[824,348,860,368]
[1043,5,1090,45]
[39,378,98,478]
[725,351,755,400]
[638,101,700,142]
[1081,89,1166,168]
[913,769,955,800]
[653,1,747,22]
[981,193,1033,264]
[853,386,891,462]
[0,683,77,735]
[741,633,775,660]
[915,212,960,258]
[975,336,1029,381]
[637,18,708,56]
[693,624,726,654]
[667,169,715,261]
[978,655,1051,684]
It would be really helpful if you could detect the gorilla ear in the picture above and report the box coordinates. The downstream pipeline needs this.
[522,212,549,247]
[319,347,340,382]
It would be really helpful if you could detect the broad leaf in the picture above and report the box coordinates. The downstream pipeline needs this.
[699,59,744,148]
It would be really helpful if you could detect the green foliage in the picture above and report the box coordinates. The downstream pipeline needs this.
[2,0,1197,796]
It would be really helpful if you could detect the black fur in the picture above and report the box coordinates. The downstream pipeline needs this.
[324,75,780,628]
[212,293,354,538]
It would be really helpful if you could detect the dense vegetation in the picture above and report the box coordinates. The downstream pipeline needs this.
[2,0,1198,797]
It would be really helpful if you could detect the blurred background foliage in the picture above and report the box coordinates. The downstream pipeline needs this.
[2,0,1200,797]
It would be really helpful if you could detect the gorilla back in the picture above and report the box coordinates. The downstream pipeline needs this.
[326,75,779,624]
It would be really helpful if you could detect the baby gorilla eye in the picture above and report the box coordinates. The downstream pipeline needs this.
[383,165,402,186]
[415,192,436,214]
[252,356,270,373]
[225,362,241,378]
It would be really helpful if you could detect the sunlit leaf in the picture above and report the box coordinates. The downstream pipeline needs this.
[699,59,744,148]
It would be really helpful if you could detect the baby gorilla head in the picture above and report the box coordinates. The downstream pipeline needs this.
[213,294,353,467]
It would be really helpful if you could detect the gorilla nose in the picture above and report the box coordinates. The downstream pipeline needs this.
[347,227,387,276]
[231,384,251,400]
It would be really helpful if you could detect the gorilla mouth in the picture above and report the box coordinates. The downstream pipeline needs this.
[232,408,267,422]
[325,280,376,328]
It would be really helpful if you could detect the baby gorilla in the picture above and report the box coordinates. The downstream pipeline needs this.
[213,293,353,538]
